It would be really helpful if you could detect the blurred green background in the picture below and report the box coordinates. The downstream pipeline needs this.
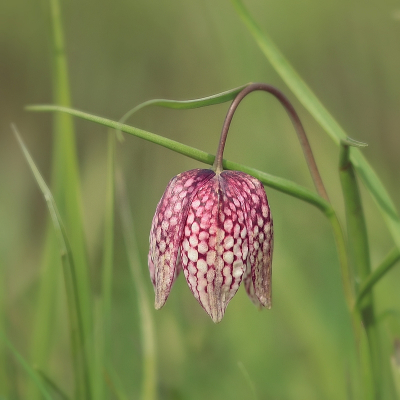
[1,0,400,398]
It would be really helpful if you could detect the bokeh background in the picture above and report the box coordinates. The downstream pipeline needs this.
[1,0,400,398]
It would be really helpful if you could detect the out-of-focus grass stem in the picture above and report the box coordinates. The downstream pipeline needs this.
[0,255,9,398]
[14,126,92,400]
[116,170,157,400]
[102,131,116,327]
[48,0,92,346]
[0,332,53,400]
[35,368,70,400]
[93,132,116,400]
[30,0,92,397]
[339,142,380,399]
[356,248,400,307]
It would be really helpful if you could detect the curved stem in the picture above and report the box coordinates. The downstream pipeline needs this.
[26,105,330,213]
[213,83,329,201]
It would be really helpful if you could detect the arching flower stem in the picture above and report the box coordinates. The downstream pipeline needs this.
[213,83,329,202]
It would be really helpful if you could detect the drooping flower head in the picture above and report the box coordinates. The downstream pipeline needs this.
[149,168,273,322]
[148,84,276,323]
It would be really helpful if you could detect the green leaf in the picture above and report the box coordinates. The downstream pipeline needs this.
[230,0,400,252]
[117,83,250,140]
[119,83,250,120]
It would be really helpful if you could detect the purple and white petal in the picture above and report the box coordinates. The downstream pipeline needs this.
[149,169,213,309]
[222,171,273,308]
[180,173,248,323]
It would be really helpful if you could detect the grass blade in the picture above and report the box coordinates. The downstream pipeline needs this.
[0,332,53,400]
[30,0,92,396]
[48,0,92,354]
[93,131,116,400]
[356,248,400,307]
[102,131,116,327]
[116,170,157,400]
[35,368,70,400]
[339,142,380,396]
[26,105,331,215]
[13,125,92,400]
[230,0,400,251]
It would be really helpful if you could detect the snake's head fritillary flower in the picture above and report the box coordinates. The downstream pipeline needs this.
[148,168,273,323]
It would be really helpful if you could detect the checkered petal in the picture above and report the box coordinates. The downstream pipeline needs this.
[180,174,249,323]
[222,171,273,308]
[149,167,273,322]
[148,169,213,309]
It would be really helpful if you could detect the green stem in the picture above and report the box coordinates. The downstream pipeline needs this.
[339,142,380,399]
[356,247,400,307]
[25,103,365,400]
[26,105,353,319]
[230,0,400,254]
[213,83,329,201]
[26,105,330,214]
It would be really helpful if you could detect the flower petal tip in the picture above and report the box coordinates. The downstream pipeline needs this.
[210,313,224,324]
[206,303,226,323]
[259,296,272,309]
[154,298,165,311]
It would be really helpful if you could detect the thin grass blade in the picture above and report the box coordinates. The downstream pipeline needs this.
[93,131,116,400]
[13,125,92,400]
[230,0,400,252]
[30,1,92,397]
[35,368,70,400]
[48,0,92,354]
[116,170,157,400]
[0,332,53,400]
[356,248,400,307]
[0,255,9,398]
[102,131,116,325]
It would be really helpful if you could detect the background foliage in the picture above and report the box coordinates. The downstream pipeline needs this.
[1,0,400,398]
